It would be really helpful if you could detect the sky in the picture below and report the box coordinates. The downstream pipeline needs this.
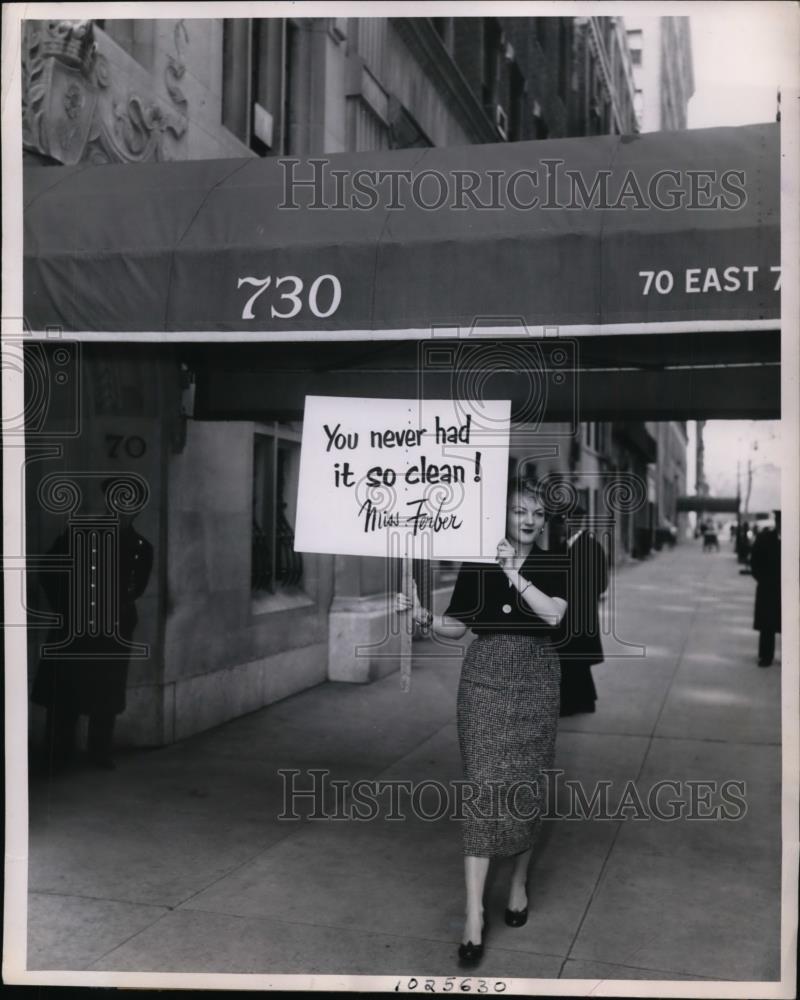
[688,3,797,128]
[686,421,781,513]
[683,4,792,510]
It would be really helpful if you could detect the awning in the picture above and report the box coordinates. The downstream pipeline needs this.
[677,496,741,513]
[23,122,779,339]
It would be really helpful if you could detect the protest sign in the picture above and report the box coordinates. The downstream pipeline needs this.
[294,396,511,562]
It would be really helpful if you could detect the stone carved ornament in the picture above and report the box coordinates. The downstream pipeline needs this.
[22,19,188,165]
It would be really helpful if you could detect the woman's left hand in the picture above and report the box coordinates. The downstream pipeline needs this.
[496,538,516,573]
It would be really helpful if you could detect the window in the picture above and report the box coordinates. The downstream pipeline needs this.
[536,18,548,50]
[388,100,432,150]
[252,423,303,600]
[557,19,570,101]
[482,18,502,110]
[533,111,549,140]
[583,422,609,453]
[589,68,604,135]
[222,20,252,143]
[222,19,287,153]
[432,17,454,53]
[95,19,154,69]
[508,64,525,142]
[631,48,642,66]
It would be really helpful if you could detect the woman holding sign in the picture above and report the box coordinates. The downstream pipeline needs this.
[396,476,567,968]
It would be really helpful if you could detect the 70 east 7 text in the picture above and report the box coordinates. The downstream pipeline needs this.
[639,264,780,295]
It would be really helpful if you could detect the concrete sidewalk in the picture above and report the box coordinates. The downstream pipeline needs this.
[27,543,782,981]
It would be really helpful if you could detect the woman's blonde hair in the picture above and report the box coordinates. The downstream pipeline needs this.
[506,474,548,516]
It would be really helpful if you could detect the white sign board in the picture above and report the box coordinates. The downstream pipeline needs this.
[294,396,511,562]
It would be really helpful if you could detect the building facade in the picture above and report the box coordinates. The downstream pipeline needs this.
[23,16,688,748]
[22,15,641,167]
[623,16,694,549]
[650,421,690,544]
[626,16,694,132]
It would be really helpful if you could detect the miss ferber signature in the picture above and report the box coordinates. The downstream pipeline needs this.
[358,497,463,535]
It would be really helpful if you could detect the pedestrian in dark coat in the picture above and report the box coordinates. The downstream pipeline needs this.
[750,512,781,667]
[552,507,609,716]
[32,483,153,769]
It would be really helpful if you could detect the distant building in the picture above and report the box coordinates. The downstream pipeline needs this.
[625,16,694,132]
[651,421,690,542]
[571,16,638,136]
[623,17,694,549]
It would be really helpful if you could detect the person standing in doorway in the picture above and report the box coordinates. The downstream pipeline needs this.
[750,510,781,667]
[32,478,153,771]
[551,505,609,716]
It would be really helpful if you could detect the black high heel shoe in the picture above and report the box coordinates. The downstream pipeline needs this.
[504,905,528,928]
[458,916,487,967]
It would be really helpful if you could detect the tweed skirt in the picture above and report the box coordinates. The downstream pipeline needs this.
[457,632,560,858]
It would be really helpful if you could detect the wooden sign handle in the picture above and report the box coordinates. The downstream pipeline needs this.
[400,556,413,693]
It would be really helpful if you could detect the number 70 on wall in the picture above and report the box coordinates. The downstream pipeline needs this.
[237,274,342,320]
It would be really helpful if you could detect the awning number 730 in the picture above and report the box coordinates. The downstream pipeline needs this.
[237,274,342,320]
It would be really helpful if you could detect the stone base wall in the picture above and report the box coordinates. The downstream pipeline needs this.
[328,586,456,683]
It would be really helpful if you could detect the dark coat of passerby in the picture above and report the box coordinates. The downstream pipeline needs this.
[32,501,153,770]
[750,515,781,667]
[552,509,609,716]
[736,521,751,566]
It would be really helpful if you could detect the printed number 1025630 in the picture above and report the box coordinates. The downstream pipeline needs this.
[394,977,508,993]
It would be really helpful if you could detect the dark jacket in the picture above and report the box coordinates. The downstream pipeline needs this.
[553,530,609,665]
[751,528,780,633]
[445,547,568,635]
[32,523,153,715]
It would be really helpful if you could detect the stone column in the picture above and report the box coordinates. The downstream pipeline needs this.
[328,554,403,683]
